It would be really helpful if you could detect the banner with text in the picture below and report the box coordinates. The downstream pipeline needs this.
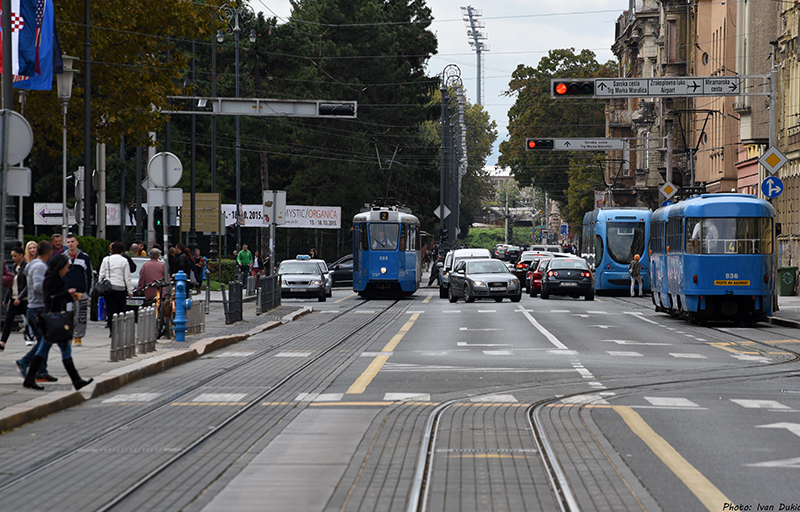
[220,204,341,229]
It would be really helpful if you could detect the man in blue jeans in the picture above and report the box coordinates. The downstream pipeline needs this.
[14,240,58,382]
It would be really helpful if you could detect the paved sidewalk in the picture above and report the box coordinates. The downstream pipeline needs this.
[0,293,309,432]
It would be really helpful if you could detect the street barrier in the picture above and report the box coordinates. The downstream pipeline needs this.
[256,275,281,315]
[221,282,243,324]
[185,299,206,335]
[137,305,157,354]
[110,311,137,362]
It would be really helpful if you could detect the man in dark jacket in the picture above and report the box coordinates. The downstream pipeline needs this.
[1,246,28,349]
[64,234,93,346]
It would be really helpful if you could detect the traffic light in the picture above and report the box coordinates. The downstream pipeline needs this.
[153,207,163,226]
[551,79,594,98]
[525,138,554,151]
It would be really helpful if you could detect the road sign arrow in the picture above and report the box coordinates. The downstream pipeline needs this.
[563,141,571,147]
[756,422,800,439]
[729,83,738,93]
[597,82,607,91]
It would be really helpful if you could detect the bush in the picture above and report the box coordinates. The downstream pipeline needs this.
[206,259,239,284]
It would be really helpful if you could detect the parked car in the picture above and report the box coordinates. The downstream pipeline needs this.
[439,248,492,298]
[328,254,353,288]
[277,258,327,302]
[448,258,522,303]
[539,257,594,301]
[309,259,333,297]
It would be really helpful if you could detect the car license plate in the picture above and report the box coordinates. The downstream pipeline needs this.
[291,288,305,293]
[560,282,577,287]
[127,299,143,306]
[490,286,505,291]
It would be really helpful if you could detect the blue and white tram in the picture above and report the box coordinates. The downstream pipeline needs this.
[352,205,421,297]
[649,194,775,323]
[581,208,652,293]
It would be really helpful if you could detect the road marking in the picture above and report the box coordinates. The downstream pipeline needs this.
[587,311,608,314]
[319,310,340,314]
[670,353,707,359]
[406,310,426,314]
[355,310,377,314]
[383,393,430,402]
[574,314,589,318]
[442,310,461,313]
[194,393,247,403]
[625,311,660,325]
[550,309,570,313]
[383,313,419,352]
[347,314,420,394]
[478,309,496,313]
[470,394,518,403]
[607,351,643,357]
[275,351,312,357]
[744,457,800,468]
[335,293,356,303]
[561,394,609,405]
[457,341,511,347]
[756,422,800,439]
[103,393,161,403]
[483,350,514,356]
[732,399,790,409]
[612,405,731,511]
[362,351,393,357]
[644,397,700,408]
[459,327,503,331]
[217,351,257,357]
[592,325,615,329]
[731,354,771,363]
[517,307,569,350]
[422,292,434,303]
[603,339,670,346]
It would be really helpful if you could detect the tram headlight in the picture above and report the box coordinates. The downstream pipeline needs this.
[380,267,387,274]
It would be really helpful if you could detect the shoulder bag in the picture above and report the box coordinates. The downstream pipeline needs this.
[37,310,74,344]
[95,259,112,296]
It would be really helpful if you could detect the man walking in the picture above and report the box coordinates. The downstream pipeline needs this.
[15,240,57,382]
[237,244,253,287]
[64,234,93,346]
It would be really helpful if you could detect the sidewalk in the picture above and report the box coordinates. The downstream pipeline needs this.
[0,295,309,432]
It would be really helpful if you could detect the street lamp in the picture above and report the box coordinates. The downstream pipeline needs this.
[217,0,256,251]
[57,55,79,241]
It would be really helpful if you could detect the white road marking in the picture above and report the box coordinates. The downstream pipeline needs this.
[587,311,608,314]
[732,399,790,409]
[744,457,800,468]
[406,311,426,314]
[483,350,514,356]
[561,394,609,405]
[459,327,503,331]
[574,314,589,318]
[624,311,660,325]
[670,353,707,359]
[607,351,643,357]
[592,325,615,329]
[756,422,800,439]
[731,354,771,363]
[457,342,511,347]
[550,310,570,313]
[471,394,518,403]
[381,363,575,373]
[311,393,344,402]
[549,350,578,355]
[217,351,257,357]
[442,310,461,314]
[384,393,431,402]
[103,393,161,403]
[194,393,247,403]
[362,351,393,357]
[588,382,607,388]
[478,310,496,313]
[275,351,312,358]
[603,339,670,346]
[355,310,377,314]
[644,397,700,408]
[319,310,340,314]
[517,307,569,350]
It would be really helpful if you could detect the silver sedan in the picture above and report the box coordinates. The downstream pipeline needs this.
[447,258,522,303]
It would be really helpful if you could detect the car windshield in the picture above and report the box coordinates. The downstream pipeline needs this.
[550,259,590,270]
[278,262,320,275]
[606,221,646,264]
[467,261,509,274]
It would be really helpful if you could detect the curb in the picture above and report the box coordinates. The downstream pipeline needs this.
[768,316,800,329]
[0,306,312,433]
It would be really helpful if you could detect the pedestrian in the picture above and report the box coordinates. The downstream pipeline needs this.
[193,248,206,289]
[175,243,197,289]
[629,254,643,297]
[252,250,261,277]
[98,241,133,337]
[309,248,318,259]
[1,246,28,350]
[22,241,38,345]
[22,254,93,391]
[63,233,92,346]
[14,240,58,383]
[237,244,253,286]
[136,240,147,256]
[137,248,166,301]
[168,246,178,276]
[51,233,65,256]
[124,243,140,259]
[24,240,37,263]
[427,255,442,287]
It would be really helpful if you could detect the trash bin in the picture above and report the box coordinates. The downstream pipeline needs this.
[777,266,797,296]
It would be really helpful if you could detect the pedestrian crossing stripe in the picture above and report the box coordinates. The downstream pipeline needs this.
[103,393,162,403]
[730,399,789,409]
[193,393,247,402]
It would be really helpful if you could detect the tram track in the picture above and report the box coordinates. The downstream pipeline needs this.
[0,298,409,511]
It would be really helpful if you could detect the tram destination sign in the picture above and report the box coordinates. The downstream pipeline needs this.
[593,77,741,98]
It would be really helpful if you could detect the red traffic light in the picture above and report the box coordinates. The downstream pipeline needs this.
[526,139,554,150]
[552,80,594,97]
[555,82,568,95]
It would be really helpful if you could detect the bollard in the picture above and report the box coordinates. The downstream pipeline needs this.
[125,311,136,359]
[110,313,121,361]
[173,270,192,341]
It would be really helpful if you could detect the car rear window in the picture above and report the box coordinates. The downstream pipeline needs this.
[549,259,589,270]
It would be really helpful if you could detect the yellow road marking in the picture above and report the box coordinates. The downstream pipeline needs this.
[347,313,421,394]
[448,454,530,459]
[423,292,434,303]
[765,339,800,344]
[335,293,357,303]
[612,406,730,511]
[708,342,760,355]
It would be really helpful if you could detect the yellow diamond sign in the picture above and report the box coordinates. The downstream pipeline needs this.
[758,146,788,175]
[659,181,678,200]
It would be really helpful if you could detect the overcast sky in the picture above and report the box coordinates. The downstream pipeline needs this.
[254,1,629,166]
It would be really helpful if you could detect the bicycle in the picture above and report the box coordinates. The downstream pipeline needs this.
[138,279,174,339]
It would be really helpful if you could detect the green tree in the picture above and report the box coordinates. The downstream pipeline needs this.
[498,48,615,205]
[564,156,606,226]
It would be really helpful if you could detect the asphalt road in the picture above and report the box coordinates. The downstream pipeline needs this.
[1,287,799,512]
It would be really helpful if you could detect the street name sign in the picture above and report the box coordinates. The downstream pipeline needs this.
[593,77,741,98]
[553,138,625,151]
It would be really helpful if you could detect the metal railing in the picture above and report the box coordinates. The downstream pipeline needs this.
[185,299,206,335]
[137,306,157,354]
[256,275,281,315]
[221,281,243,324]
[110,306,158,361]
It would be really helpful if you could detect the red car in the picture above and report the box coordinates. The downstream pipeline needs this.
[514,252,552,291]
[527,258,551,297]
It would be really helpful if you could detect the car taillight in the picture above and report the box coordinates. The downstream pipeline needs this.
[765,274,769,284]
[581,271,591,278]
[547,270,557,277]
[517,263,525,269]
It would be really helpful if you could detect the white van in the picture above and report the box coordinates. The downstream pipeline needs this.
[439,248,491,298]
[530,244,563,253]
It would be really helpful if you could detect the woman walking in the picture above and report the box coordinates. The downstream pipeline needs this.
[22,254,93,390]
[1,246,28,350]
[98,241,133,336]
[22,241,38,345]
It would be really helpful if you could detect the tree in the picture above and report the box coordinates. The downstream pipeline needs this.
[498,48,616,206]
[563,156,606,226]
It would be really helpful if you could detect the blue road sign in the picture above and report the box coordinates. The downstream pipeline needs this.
[762,176,784,198]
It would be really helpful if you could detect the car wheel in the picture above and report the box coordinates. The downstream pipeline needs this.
[448,284,457,303]
[511,292,522,303]
[494,297,503,302]
[585,293,594,301]
[439,285,448,299]
[464,284,475,303]
[318,294,326,302]
[540,287,549,300]
[529,287,537,297]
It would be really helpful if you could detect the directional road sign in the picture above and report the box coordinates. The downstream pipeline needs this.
[758,146,788,175]
[659,181,678,200]
[554,138,625,151]
[433,204,451,220]
[761,176,783,199]
[590,77,741,98]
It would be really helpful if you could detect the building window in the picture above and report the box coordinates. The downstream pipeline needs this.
[667,19,679,63]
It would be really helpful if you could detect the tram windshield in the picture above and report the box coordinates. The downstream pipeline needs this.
[368,223,399,251]
[685,217,773,254]
[606,221,646,264]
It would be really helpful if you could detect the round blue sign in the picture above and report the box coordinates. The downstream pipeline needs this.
[761,176,784,198]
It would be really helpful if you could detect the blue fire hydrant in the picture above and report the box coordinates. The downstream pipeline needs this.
[173,271,192,341]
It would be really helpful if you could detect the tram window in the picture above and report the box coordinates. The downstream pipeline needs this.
[399,225,407,252]
[606,221,646,264]
[594,234,603,266]
[358,224,369,252]
[369,223,399,251]
[685,217,772,254]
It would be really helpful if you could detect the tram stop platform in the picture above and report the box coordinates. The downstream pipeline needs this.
[0,293,309,433]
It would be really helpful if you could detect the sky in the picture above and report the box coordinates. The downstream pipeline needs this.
[253,1,629,166]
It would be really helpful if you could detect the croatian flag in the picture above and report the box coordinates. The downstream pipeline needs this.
[0,0,24,75]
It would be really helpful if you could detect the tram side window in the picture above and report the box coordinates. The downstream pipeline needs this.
[358,224,369,252]
[399,225,407,252]
[685,217,772,254]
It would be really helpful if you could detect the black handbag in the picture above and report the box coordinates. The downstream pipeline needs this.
[37,310,74,344]
[95,259,112,296]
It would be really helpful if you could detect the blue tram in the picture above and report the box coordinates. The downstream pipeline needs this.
[581,208,652,293]
[352,205,421,297]
[649,194,775,323]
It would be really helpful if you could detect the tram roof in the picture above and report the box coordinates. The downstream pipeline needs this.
[353,207,420,224]
[654,194,775,218]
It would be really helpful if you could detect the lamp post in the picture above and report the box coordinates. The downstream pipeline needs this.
[218,0,256,252]
[57,55,79,241]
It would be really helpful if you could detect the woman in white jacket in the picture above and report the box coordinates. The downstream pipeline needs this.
[98,241,132,336]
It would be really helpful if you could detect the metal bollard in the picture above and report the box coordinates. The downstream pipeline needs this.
[110,313,121,361]
[125,311,135,359]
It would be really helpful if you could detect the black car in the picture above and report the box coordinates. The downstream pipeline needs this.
[540,258,594,301]
[448,258,522,303]
[328,254,353,287]
[504,246,522,262]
